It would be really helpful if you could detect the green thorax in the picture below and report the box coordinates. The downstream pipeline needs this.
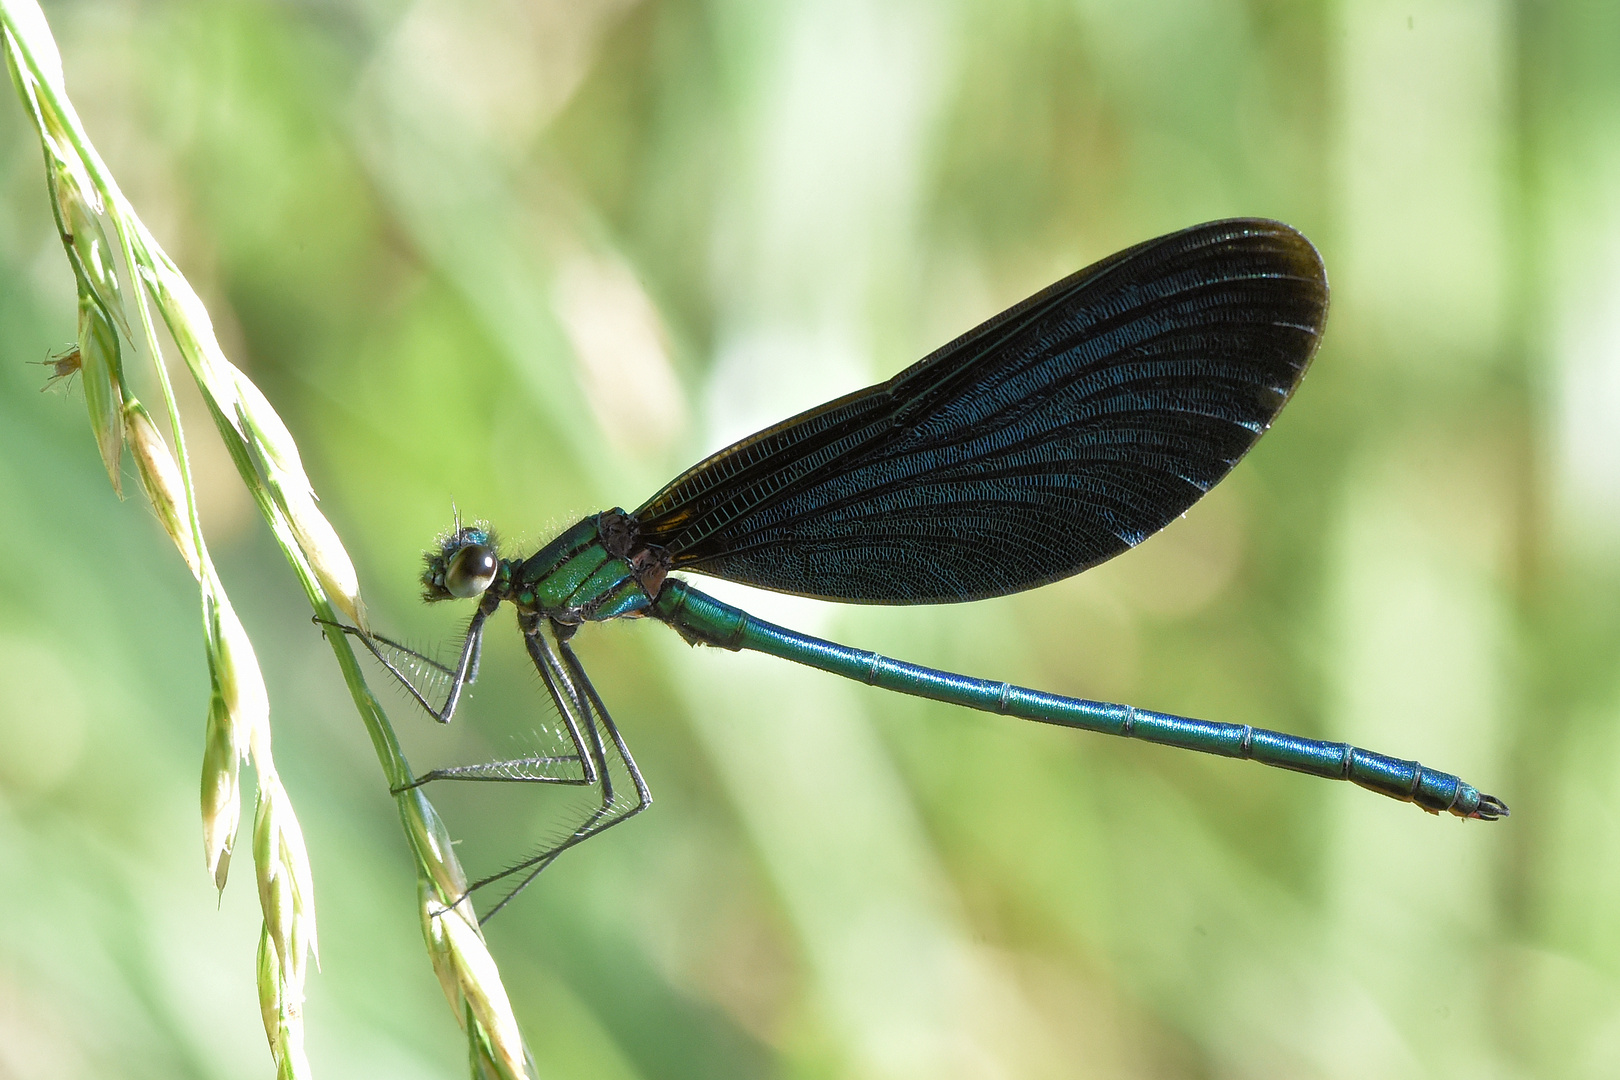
[504,509,672,624]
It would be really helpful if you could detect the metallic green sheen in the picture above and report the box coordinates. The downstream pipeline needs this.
[513,517,653,622]
[650,578,1501,819]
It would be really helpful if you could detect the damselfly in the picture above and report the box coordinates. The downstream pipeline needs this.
[337,219,1507,921]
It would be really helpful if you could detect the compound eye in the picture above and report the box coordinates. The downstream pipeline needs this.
[444,543,498,599]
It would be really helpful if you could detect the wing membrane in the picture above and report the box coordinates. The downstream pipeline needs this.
[633,219,1328,603]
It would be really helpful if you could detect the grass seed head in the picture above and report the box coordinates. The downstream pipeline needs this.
[200,691,241,892]
[258,925,313,1079]
[421,890,533,1080]
[124,398,200,576]
[75,291,124,495]
[254,770,318,984]
[201,595,266,889]
[53,162,123,315]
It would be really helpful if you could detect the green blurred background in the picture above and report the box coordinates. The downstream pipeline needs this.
[2,0,1617,1076]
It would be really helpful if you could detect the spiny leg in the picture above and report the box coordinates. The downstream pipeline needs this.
[463,619,651,924]
[328,608,650,919]
[390,748,594,793]
[317,622,456,680]
[385,624,599,793]
[319,608,596,786]
[317,604,491,724]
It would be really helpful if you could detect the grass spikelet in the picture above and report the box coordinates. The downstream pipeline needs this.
[422,887,534,1080]
[75,287,123,493]
[402,790,535,1079]
[199,584,266,891]
[124,397,200,575]
[259,926,313,1079]
[200,685,243,892]
[254,768,318,1080]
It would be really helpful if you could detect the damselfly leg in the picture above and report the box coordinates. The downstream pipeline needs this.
[458,616,650,922]
[320,613,594,787]
[322,613,650,920]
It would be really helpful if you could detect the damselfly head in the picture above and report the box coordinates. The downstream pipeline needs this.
[423,524,499,602]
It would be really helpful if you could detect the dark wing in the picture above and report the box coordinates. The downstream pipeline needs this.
[633,218,1328,604]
